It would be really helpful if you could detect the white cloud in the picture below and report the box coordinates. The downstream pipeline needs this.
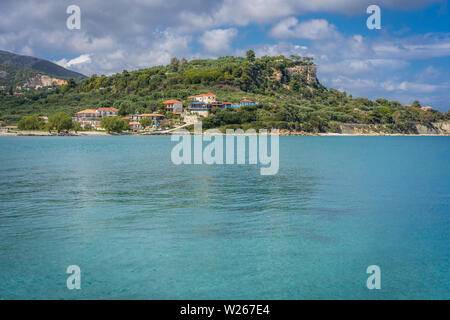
[270,18,337,40]
[381,80,444,93]
[55,54,91,68]
[198,28,238,54]
[237,42,308,58]
[177,0,442,31]
[320,59,409,75]
[373,34,450,59]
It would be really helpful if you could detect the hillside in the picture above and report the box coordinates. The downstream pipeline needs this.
[0,53,449,133]
[0,50,86,80]
[0,64,72,91]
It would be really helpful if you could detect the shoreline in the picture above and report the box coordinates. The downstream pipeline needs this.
[1,130,449,137]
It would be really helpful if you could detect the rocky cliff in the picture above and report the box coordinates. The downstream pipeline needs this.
[24,74,68,88]
[286,64,318,84]
[336,121,450,135]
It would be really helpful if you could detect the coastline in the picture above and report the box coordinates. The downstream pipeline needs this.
[1,130,449,137]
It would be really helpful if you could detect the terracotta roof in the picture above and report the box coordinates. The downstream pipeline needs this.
[77,109,99,114]
[123,116,131,120]
[129,121,140,125]
[190,93,216,98]
[163,100,182,104]
[137,114,165,117]
[98,107,119,111]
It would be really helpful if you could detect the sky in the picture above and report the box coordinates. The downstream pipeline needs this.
[0,0,449,111]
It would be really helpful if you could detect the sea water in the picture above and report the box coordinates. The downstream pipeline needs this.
[0,136,448,299]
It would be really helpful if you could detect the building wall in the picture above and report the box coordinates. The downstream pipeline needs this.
[100,111,118,117]
[194,95,216,104]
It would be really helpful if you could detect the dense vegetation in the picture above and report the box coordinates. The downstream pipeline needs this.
[1,52,449,133]
[101,117,128,133]
[17,112,75,133]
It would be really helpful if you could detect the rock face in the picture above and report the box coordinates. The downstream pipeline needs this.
[416,121,450,135]
[25,74,67,88]
[286,65,318,84]
[335,121,450,135]
[0,71,8,79]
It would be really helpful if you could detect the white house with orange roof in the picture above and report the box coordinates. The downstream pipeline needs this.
[97,107,119,117]
[188,93,217,104]
[74,109,101,129]
[74,107,119,129]
[128,121,142,130]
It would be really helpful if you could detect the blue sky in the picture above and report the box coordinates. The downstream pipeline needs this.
[0,0,449,111]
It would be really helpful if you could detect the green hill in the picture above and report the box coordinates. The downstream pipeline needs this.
[0,50,86,80]
[0,53,448,133]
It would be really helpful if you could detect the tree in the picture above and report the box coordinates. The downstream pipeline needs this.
[101,116,128,133]
[179,58,188,71]
[67,78,77,88]
[246,50,256,62]
[73,121,82,133]
[18,114,44,130]
[290,79,300,92]
[412,100,421,108]
[47,112,73,133]
[140,117,153,129]
[169,57,179,72]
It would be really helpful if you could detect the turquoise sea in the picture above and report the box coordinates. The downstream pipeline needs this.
[0,136,448,299]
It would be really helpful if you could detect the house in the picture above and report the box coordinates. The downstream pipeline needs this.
[128,121,142,130]
[97,107,119,117]
[187,93,221,117]
[75,109,101,129]
[74,107,119,129]
[130,113,165,127]
[76,109,101,119]
[421,106,432,111]
[188,102,211,117]
[186,94,235,116]
[188,93,217,104]
[39,116,48,123]
[163,100,183,114]
[131,113,165,121]
[240,97,258,106]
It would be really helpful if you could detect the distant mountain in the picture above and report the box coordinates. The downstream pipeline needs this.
[0,50,86,80]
